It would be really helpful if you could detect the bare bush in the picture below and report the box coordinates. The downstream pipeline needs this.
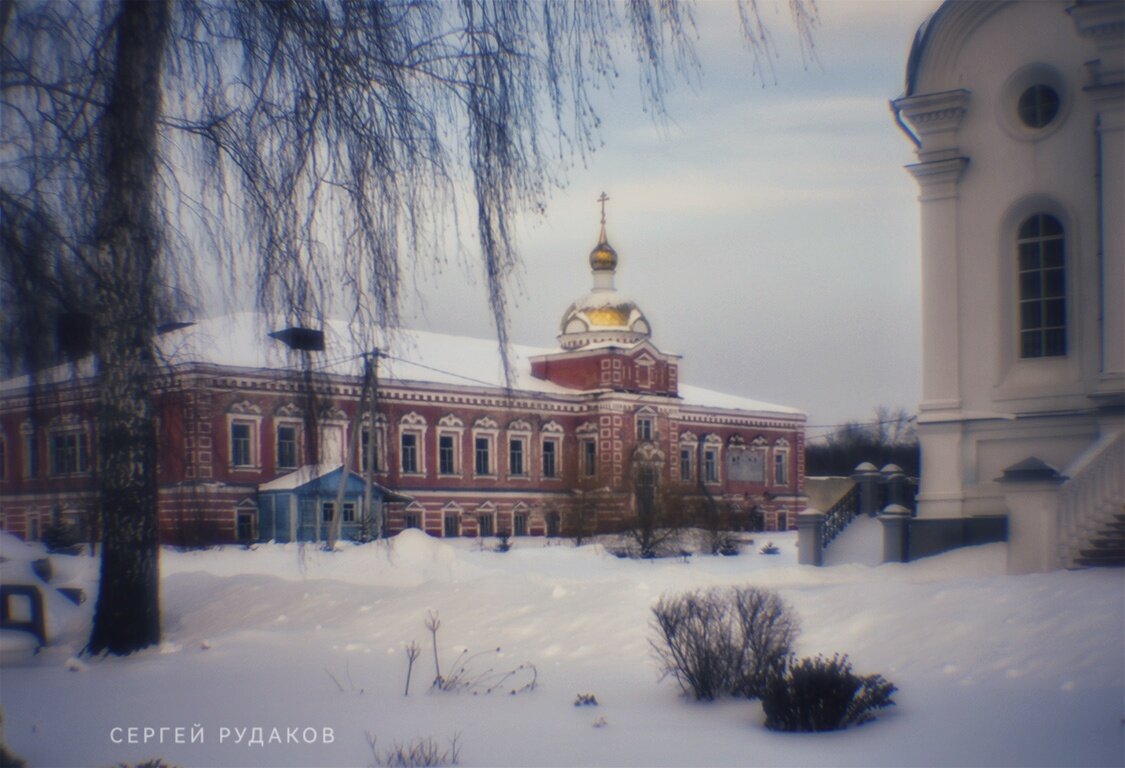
[762,654,897,732]
[651,586,798,701]
[366,732,462,768]
[422,612,537,695]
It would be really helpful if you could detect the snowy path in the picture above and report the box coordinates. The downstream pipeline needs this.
[1,532,1122,767]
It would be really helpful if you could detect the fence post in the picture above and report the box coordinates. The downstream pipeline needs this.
[997,457,1066,574]
[881,464,909,508]
[879,504,912,563]
[852,462,882,516]
[797,508,825,566]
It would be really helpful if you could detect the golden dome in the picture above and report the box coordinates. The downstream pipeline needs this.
[589,223,618,272]
[557,192,652,350]
[585,305,630,327]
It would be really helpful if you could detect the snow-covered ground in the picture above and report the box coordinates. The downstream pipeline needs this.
[1,530,1122,767]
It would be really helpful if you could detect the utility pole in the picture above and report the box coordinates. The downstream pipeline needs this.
[326,349,374,549]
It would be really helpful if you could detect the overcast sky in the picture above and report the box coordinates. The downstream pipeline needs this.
[399,0,938,435]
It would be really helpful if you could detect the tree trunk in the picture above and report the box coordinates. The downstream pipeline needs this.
[87,0,170,656]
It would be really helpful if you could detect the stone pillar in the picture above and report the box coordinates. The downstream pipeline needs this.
[997,458,1067,574]
[852,463,882,517]
[881,464,909,509]
[879,504,912,563]
[796,508,825,567]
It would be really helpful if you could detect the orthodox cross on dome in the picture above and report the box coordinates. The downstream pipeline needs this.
[597,191,610,225]
[589,191,617,272]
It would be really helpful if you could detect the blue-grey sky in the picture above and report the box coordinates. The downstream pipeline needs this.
[402,0,938,435]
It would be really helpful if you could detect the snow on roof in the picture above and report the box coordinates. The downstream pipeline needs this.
[2,312,804,419]
[677,384,804,419]
[258,463,412,501]
[257,464,347,492]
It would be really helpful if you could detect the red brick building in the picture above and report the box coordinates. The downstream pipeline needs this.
[0,217,806,544]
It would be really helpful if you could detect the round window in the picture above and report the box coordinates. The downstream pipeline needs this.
[1018,84,1060,129]
[998,65,1068,141]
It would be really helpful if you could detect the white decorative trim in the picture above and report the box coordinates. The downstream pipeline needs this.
[400,411,427,427]
[275,402,303,418]
[230,400,263,415]
[438,414,464,428]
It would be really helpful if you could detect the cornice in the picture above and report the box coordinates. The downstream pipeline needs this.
[905,155,970,200]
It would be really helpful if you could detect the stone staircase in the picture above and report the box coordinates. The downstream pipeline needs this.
[1059,431,1125,569]
[1075,507,1125,568]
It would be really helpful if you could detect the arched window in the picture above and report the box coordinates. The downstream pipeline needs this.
[1017,214,1066,358]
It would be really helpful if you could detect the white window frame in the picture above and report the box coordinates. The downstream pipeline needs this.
[507,419,532,479]
[541,421,564,480]
[773,438,790,486]
[399,412,427,476]
[512,502,530,536]
[50,430,89,476]
[703,434,722,485]
[636,409,656,442]
[403,501,425,530]
[360,414,388,473]
[275,420,301,470]
[227,401,263,470]
[476,501,496,537]
[750,435,769,483]
[20,420,38,478]
[679,432,697,483]
[437,414,464,477]
[442,501,463,538]
[472,417,499,478]
[577,421,598,478]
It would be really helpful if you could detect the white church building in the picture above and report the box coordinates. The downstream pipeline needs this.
[892,0,1123,570]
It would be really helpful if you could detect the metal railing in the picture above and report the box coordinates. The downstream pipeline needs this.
[822,483,860,548]
[1058,430,1124,568]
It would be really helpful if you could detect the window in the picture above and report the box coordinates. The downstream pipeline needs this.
[360,428,381,472]
[322,502,335,523]
[509,438,525,476]
[774,452,789,485]
[680,447,693,482]
[401,432,419,474]
[404,512,420,530]
[541,439,558,478]
[704,449,718,483]
[475,436,491,476]
[230,422,253,467]
[439,434,457,475]
[228,402,263,470]
[50,431,89,475]
[582,439,597,477]
[748,437,768,482]
[1018,84,1059,129]
[276,424,298,469]
[444,513,460,537]
[1018,214,1066,358]
[514,513,528,537]
[342,502,356,523]
[636,466,656,519]
[472,417,498,477]
[637,416,653,442]
[478,513,494,537]
[22,429,38,478]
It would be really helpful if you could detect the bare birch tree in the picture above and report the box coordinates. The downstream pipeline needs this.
[1,0,816,655]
